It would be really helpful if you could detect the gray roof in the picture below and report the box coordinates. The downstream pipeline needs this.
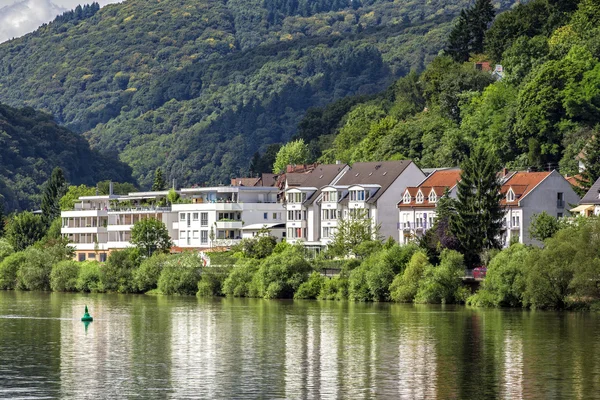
[285,173,311,187]
[580,176,600,204]
[301,164,348,205]
[335,160,413,203]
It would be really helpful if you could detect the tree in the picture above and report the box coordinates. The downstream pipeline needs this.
[130,217,173,257]
[0,200,5,237]
[152,168,166,191]
[41,167,68,227]
[5,212,46,251]
[167,188,180,205]
[60,185,96,211]
[272,139,310,173]
[451,147,504,267]
[446,0,495,62]
[577,133,600,193]
[529,211,563,242]
[328,209,381,257]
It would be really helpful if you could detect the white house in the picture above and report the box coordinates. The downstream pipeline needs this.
[397,169,462,244]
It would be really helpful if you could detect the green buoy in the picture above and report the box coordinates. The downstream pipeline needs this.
[81,305,93,322]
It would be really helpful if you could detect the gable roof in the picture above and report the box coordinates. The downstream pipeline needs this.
[580,176,600,204]
[298,164,348,205]
[335,160,413,203]
[500,171,551,206]
[398,169,462,208]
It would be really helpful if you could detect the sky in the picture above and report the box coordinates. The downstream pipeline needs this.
[0,0,120,43]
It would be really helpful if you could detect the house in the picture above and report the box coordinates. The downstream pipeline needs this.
[571,175,600,217]
[397,168,462,244]
[500,170,579,247]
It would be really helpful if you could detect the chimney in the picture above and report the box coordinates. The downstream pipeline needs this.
[109,181,113,195]
[172,179,176,190]
[502,167,508,177]
[336,160,341,165]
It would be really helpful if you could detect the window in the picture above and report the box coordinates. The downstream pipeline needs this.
[193,213,199,221]
[78,253,86,261]
[428,191,437,203]
[287,192,306,203]
[403,192,411,204]
[99,253,107,262]
[322,227,330,238]
[507,189,515,202]
[557,192,564,208]
[201,230,208,244]
[180,231,186,239]
[350,190,366,201]
[187,213,191,227]
[201,212,208,226]
[323,191,337,202]
[193,231,199,239]
[264,212,268,220]
[180,213,186,221]
[557,213,563,218]
[273,212,279,220]
[416,191,424,204]
[512,215,520,227]
[88,253,96,259]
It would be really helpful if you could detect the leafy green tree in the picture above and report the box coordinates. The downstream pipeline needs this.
[272,139,310,173]
[529,211,563,241]
[0,238,13,262]
[50,260,80,292]
[0,250,25,289]
[414,249,468,304]
[157,252,202,295]
[101,248,141,293]
[328,209,381,257]
[134,252,170,292]
[294,272,326,299]
[76,261,102,292]
[60,185,96,210]
[389,251,430,302]
[167,188,180,205]
[6,212,46,251]
[451,147,504,267]
[152,168,166,191]
[41,167,68,227]
[131,217,173,257]
[222,258,260,297]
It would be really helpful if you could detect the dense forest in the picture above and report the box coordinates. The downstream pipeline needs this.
[0,0,519,188]
[0,103,133,211]
[292,0,600,178]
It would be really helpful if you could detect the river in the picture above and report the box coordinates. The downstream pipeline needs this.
[1,291,599,399]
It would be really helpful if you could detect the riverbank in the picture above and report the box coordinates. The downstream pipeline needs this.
[2,216,600,311]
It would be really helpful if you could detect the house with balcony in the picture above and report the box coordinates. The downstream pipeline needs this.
[499,170,578,247]
[172,186,285,249]
[397,169,462,244]
[571,176,600,217]
[284,163,349,247]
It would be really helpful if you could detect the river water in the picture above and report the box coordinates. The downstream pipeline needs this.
[1,291,599,399]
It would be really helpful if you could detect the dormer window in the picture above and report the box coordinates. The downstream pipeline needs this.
[403,192,411,204]
[429,191,437,203]
[507,188,515,203]
[350,190,365,201]
[322,191,337,203]
[416,191,424,204]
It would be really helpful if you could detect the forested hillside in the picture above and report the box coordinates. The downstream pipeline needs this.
[0,103,133,211]
[0,0,518,187]
[296,0,600,179]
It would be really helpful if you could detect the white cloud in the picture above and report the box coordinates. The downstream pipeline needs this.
[0,0,121,43]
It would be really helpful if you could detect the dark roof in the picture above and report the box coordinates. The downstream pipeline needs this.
[581,176,600,204]
[300,164,348,205]
[335,160,413,203]
[285,173,311,187]
[261,173,277,187]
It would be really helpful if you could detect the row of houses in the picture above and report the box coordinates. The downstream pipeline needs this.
[61,160,580,261]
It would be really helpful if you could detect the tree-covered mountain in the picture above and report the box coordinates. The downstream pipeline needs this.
[0,0,519,188]
[0,103,133,211]
[295,0,600,182]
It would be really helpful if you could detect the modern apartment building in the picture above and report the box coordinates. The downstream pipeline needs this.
[284,160,426,248]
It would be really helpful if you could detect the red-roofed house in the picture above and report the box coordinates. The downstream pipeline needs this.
[397,169,462,243]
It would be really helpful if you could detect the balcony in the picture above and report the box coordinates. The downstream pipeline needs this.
[398,222,430,231]
[215,220,243,229]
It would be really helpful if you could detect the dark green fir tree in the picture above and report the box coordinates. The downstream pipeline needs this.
[450,147,504,267]
[152,168,166,191]
[446,0,495,62]
[577,133,600,195]
[41,167,68,228]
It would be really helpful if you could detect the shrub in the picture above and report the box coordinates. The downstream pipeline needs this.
[222,259,260,297]
[0,238,14,262]
[0,251,27,290]
[318,276,348,300]
[101,248,141,293]
[468,244,530,307]
[294,272,325,299]
[251,246,312,299]
[414,250,466,304]
[76,261,102,292]
[134,253,170,292]
[197,267,230,297]
[158,253,202,295]
[389,251,430,302]
[50,260,80,292]
[16,248,53,291]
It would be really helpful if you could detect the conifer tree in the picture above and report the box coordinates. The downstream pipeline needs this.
[152,168,166,191]
[446,0,495,62]
[447,10,472,62]
[41,167,67,228]
[450,147,504,267]
[470,0,495,54]
[577,133,600,194]
[0,200,5,238]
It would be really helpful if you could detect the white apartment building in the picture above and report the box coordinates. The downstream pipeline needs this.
[284,161,426,248]
[398,169,580,248]
[398,169,462,244]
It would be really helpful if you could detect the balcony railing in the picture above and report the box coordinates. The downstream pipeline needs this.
[108,206,172,212]
[398,222,430,230]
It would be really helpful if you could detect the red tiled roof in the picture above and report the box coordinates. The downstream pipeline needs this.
[500,171,551,206]
[398,169,461,208]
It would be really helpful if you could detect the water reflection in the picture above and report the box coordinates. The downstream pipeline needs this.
[2,293,600,399]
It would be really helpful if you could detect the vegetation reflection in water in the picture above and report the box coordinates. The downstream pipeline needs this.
[1,291,600,399]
